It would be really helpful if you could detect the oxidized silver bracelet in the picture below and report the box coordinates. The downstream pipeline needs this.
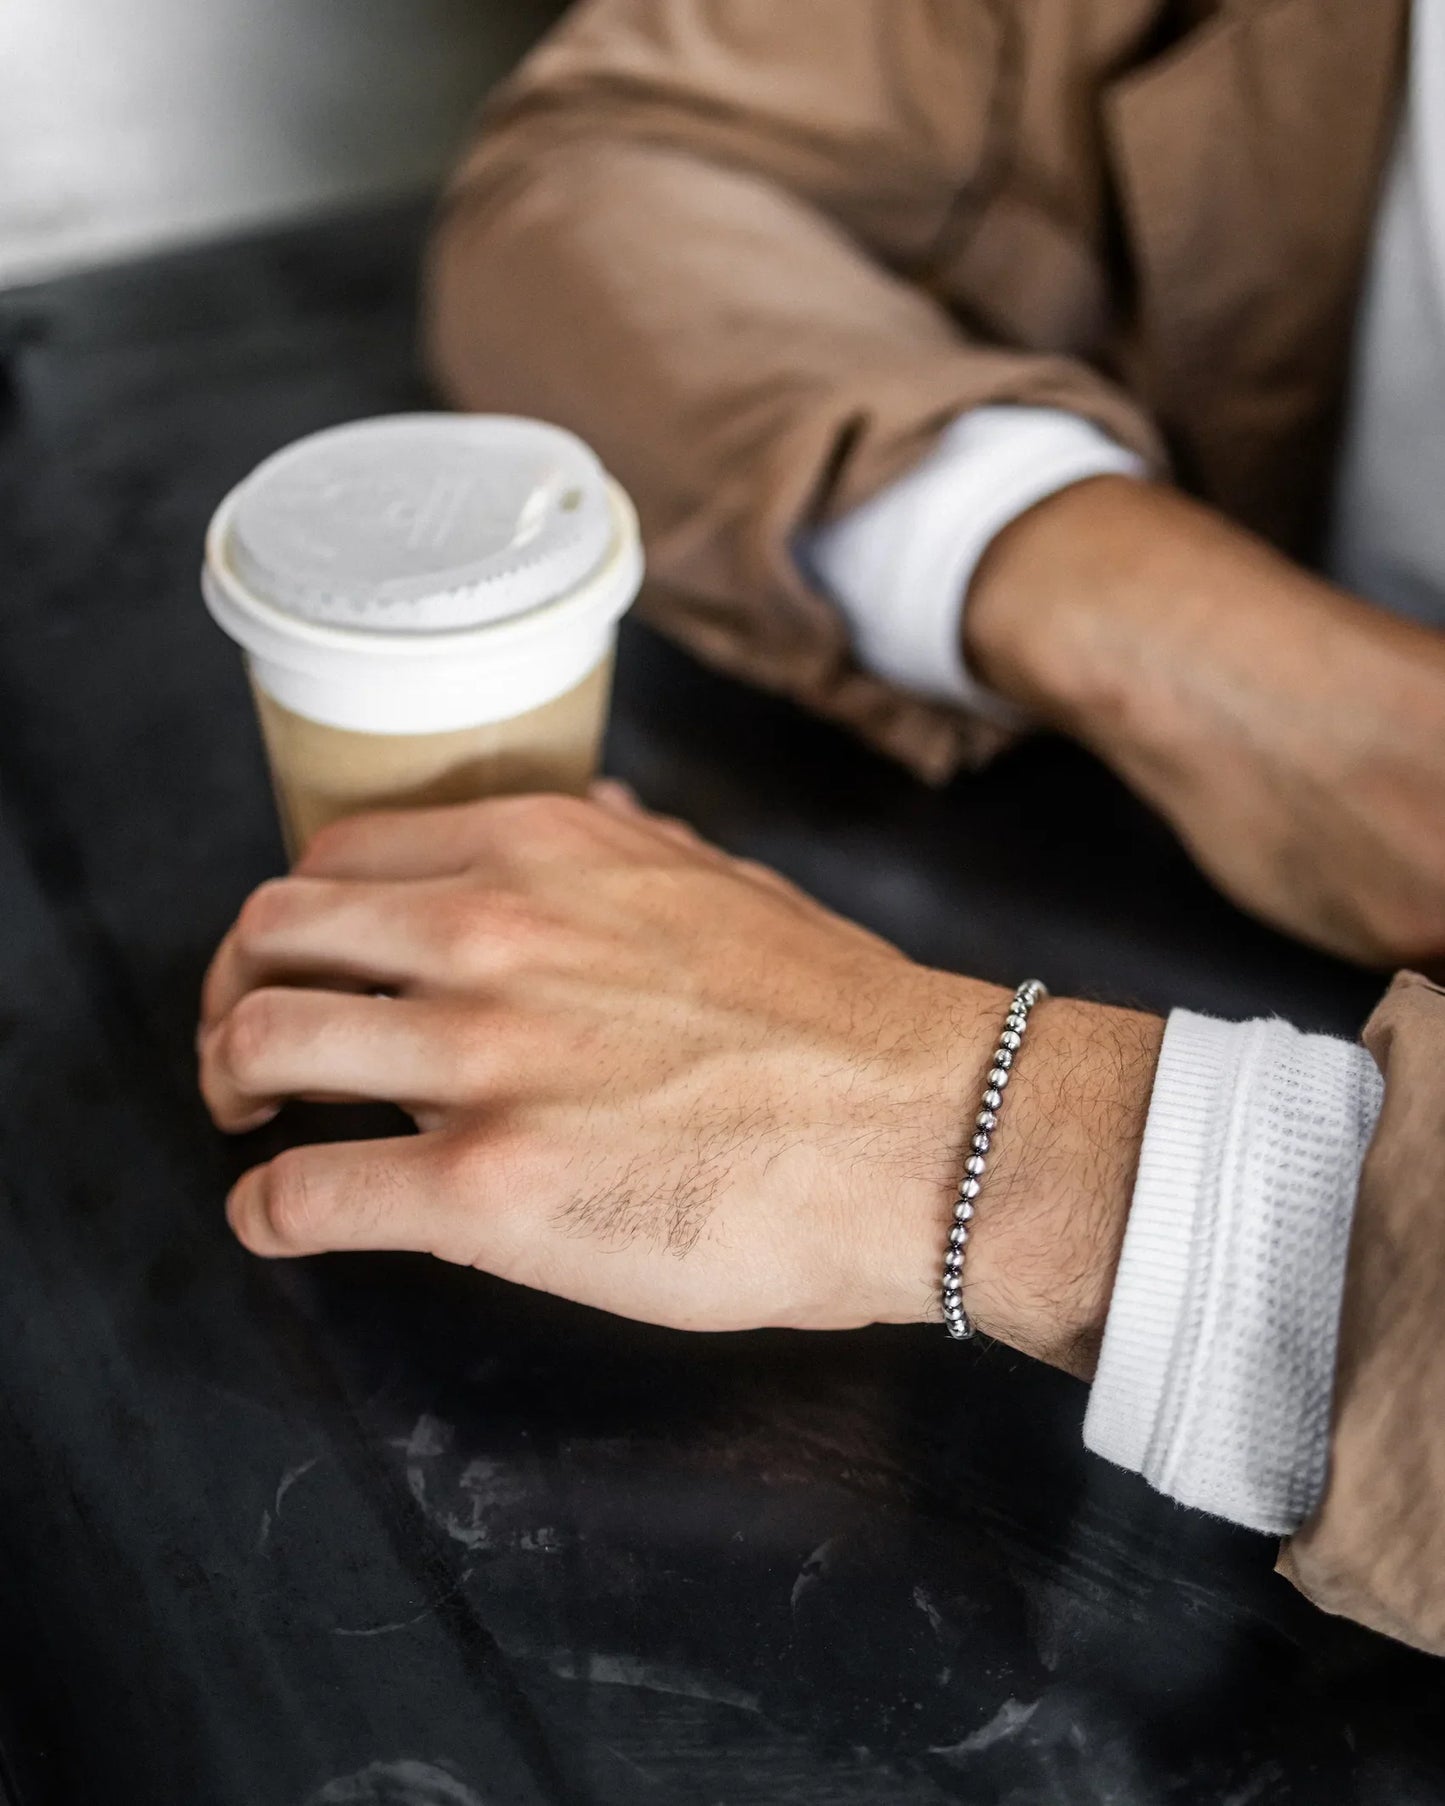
[942,979,1048,1340]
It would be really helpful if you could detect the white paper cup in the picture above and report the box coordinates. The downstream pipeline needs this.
[202,414,644,856]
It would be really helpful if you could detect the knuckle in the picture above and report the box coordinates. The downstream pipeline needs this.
[435,1127,531,1241]
[296,816,360,873]
[450,1015,504,1097]
[262,1151,330,1248]
[419,1140,501,1265]
[480,890,548,959]
[500,790,590,844]
[432,1131,493,1199]
[651,810,701,846]
[427,892,497,965]
[233,878,294,949]
[220,987,287,1081]
[432,889,544,972]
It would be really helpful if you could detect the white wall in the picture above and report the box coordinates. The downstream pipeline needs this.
[0,0,561,286]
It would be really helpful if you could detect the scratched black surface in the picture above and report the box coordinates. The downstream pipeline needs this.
[0,205,1437,1806]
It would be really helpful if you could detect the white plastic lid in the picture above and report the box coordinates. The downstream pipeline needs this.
[223,414,618,632]
[202,415,644,734]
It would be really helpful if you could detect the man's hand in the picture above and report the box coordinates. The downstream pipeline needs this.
[968,477,1445,969]
[199,789,1160,1374]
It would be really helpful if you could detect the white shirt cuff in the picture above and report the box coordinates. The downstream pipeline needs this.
[1085,1010,1385,1535]
[797,406,1145,723]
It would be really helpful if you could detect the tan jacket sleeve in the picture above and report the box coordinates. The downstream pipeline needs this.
[1278,972,1445,1656]
[422,0,1163,780]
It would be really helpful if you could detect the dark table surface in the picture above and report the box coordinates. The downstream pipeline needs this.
[0,204,1437,1806]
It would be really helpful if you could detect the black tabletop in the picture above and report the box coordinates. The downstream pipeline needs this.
[0,205,1436,1806]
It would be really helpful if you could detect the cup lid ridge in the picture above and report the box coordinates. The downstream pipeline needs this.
[221,414,618,632]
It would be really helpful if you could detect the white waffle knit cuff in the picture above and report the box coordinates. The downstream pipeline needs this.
[798,406,1144,724]
[1084,1009,1384,1535]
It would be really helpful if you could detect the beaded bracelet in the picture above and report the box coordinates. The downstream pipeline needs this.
[942,979,1048,1340]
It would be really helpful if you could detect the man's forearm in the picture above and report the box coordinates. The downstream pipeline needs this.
[961,474,1445,966]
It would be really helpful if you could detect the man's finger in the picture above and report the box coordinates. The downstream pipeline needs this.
[226,1132,473,1258]
[203,877,420,1026]
[588,778,700,841]
[589,778,642,814]
[296,803,498,881]
[200,873,531,1028]
[227,1130,561,1280]
[200,987,524,1129]
[299,790,715,889]
[297,792,601,883]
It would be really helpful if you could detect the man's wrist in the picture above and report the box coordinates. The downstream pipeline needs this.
[962,474,1149,732]
[867,972,1163,1379]
[969,996,1164,1378]
[962,476,1312,752]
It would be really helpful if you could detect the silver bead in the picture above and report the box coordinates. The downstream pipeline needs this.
[958,1177,981,1200]
[1005,1011,1028,1031]
[971,1130,991,1153]
[987,1068,1009,1090]
[948,1223,968,1248]
[944,1251,963,1275]
[999,1028,1022,1052]
[964,1154,986,1177]
[992,1047,1014,1070]
[982,1088,1002,1112]
[946,1320,968,1341]
[954,1199,974,1221]
[976,1109,997,1131]
[943,1281,961,1301]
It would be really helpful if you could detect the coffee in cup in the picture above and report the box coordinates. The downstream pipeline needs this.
[202,414,643,857]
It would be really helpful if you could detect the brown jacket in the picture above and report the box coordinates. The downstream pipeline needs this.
[1282,973,1445,1657]
[424,2,1444,1655]
[425,0,1406,777]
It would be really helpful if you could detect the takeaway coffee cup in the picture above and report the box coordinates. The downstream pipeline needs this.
[202,414,644,857]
